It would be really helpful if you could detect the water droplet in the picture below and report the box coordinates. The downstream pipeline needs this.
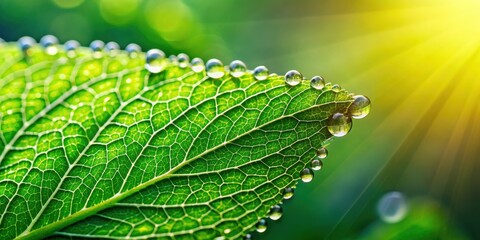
[327,113,352,137]
[145,49,167,74]
[349,95,371,119]
[269,205,283,220]
[256,219,267,233]
[284,70,302,86]
[283,187,294,199]
[191,57,205,73]
[206,59,225,79]
[244,233,252,240]
[169,55,178,65]
[332,84,341,92]
[377,192,408,223]
[311,158,323,171]
[64,40,79,51]
[300,168,314,182]
[253,66,269,80]
[223,228,231,234]
[125,43,141,56]
[310,76,325,90]
[177,53,190,68]
[40,35,59,55]
[89,40,105,52]
[316,147,328,159]
[105,41,120,52]
[18,36,36,52]
[229,60,247,78]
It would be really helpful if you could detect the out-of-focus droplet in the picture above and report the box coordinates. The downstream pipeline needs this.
[256,219,267,233]
[327,113,352,137]
[206,59,225,79]
[253,66,269,80]
[269,205,283,220]
[89,40,104,52]
[125,43,141,57]
[283,187,294,199]
[244,233,252,240]
[145,49,167,73]
[316,147,328,159]
[377,191,408,224]
[177,53,189,68]
[105,41,120,51]
[310,76,325,90]
[229,60,247,78]
[64,40,79,51]
[191,57,205,73]
[332,84,341,92]
[311,158,323,171]
[40,35,59,55]
[18,36,36,52]
[300,168,314,183]
[349,95,371,119]
[285,70,302,86]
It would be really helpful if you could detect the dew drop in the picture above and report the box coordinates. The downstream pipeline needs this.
[284,70,302,86]
[177,53,190,68]
[253,66,269,80]
[283,187,294,199]
[269,205,283,220]
[349,95,371,119]
[316,147,328,159]
[18,36,36,52]
[145,49,167,74]
[169,55,178,65]
[125,43,141,57]
[327,113,352,137]
[229,60,247,78]
[256,219,267,233]
[377,192,408,223]
[310,76,325,90]
[64,40,79,51]
[206,59,225,79]
[300,168,314,182]
[40,35,59,55]
[244,233,252,240]
[311,158,323,171]
[191,57,205,73]
[105,41,120,52]
[223,228,231,234]
[332,84,341,92]
[89,40,105,52]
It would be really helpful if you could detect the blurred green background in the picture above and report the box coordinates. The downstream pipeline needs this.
[1,0,479,239]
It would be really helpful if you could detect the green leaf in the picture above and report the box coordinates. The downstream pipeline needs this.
[0,39,368,239]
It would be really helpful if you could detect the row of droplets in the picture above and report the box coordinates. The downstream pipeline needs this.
[15,35,142,57]
[248,147,329,238]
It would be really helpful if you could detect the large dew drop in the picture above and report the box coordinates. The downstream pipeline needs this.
[177,53,190,68]
[191,57,205,73]
[311,158,323,171]
[300,168,314,183]
[206,59,225,79]
[310,76,325,90]
[349,95,371,119]
[283,187,294,200]
[327,113,352,137]
[256,219,267,233]
[285,70,302,86]
[40,35,59,55]
[377,191,408,223]
[316,147,328,159]
[253,66,269,80]
[269,205,283,220]
[145,49,167,74]
[229,60,247,78]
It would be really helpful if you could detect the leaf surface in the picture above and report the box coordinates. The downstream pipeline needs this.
[0,41,360,239]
